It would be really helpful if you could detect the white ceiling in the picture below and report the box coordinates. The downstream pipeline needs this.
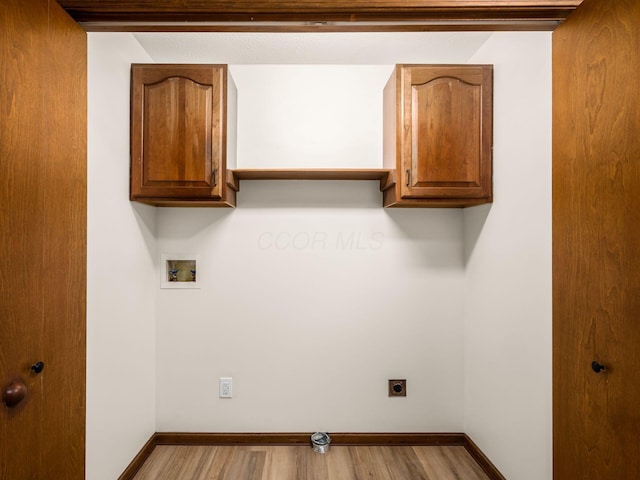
[133,32,493,64]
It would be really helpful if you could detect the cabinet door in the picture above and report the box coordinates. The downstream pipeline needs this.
[131,64,226,200]
[400,65,492,200]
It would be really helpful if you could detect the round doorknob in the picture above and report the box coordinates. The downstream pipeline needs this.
[592,361,607,373]
[3,381,27,408]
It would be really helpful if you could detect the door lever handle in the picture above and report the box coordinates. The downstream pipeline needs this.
[591,361,606,373]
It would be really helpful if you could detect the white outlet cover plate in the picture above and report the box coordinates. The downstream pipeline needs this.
[219,377,233,398]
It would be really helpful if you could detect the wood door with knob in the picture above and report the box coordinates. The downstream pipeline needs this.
[553,0,640,478]
[0,1,86,479]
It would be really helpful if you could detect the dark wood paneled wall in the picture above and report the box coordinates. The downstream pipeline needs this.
[0,0,86,478]
[553,0,640,478]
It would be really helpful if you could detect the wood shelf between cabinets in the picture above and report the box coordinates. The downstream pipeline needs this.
[226,168,490,207]
[228,168,396,193]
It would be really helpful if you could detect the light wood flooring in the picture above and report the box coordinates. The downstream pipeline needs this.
[132,445,491,480]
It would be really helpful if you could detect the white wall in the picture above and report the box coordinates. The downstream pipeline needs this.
[464,32,552,480]
[86,31,552,480]
[231,65,392,169]
[154,63,466,432]
[87,33,157,480]
[155,189,465,432]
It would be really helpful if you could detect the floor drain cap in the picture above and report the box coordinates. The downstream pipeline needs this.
[311,432,331,454]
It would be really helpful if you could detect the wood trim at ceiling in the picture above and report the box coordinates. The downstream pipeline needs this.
[75,23,562,33]
[117,432,506,480]
[57,0,582,32]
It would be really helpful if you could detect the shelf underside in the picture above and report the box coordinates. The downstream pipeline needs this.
[228,168,395,192]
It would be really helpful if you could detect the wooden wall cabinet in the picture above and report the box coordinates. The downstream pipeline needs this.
[383,64,493,207]
[131,64,237,206]
[131,63,492,208]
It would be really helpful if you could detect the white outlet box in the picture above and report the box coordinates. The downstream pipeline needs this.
[219,378,233,398]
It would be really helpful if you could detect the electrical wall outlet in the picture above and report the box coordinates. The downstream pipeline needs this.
[388,379,407,397]
[219,377,233,398]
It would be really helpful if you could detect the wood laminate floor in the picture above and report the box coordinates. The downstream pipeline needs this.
[132,445,492,480]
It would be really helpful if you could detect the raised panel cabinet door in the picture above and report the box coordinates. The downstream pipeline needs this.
[400,65,492,200]
[131,64,227,200]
